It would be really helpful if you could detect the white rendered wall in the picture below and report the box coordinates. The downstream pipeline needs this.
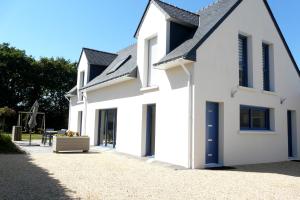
[137,3,168,88]
[77,51,89,86]
[68,96,84,133]
[68,0,300,168]
[193,0,300,168]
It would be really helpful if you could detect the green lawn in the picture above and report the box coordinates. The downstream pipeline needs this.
[0,132,42,141]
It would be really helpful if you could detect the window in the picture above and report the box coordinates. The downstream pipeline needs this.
[146,37,157,87]
[79,71,85,101]
[239,35,248,87]
[79,71,85,88]
[262,43,270,91]
[240,105,270,130]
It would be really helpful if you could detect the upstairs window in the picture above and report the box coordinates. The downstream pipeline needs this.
[79,71,85,88]
[146,37,158,87]
[79,71,85,101]
[239,35,248,87]
[262,43,270,91]
[240,105,270,130]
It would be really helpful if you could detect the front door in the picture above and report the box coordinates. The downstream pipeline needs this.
[287,111,293,157]
[206,102,219,164]
[146,104,156,156]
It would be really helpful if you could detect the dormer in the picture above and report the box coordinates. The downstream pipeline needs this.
[135,0,199,87]
[76,48,117,101]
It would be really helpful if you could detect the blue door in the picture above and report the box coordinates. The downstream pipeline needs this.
[287,111,293,157]
[206,102,219,164]
[146,105,156,156]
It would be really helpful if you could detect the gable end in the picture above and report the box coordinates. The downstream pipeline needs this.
[262,0,300,77]
[184,0,242,61]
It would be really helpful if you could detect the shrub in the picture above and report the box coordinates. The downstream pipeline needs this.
[0,134,24,154]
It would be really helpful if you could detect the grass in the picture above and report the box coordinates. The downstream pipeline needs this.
[0,134,24,154]
[0,132,42,141]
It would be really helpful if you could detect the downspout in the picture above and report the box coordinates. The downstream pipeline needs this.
[64,95,71,130]
[180,62,193,169]
[82,91,88,136]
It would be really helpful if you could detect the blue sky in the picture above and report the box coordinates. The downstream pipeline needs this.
[0,0,299,66]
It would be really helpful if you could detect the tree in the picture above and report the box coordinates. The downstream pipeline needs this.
[0,43,77,130]
[0,107,16,132]
[0,43,36,110]
[36,57,77,129]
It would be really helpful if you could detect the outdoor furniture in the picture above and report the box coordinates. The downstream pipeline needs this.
[57,129,67,135]
[11,126,22,141]
[42,129,57,146]
[52,136,90,153]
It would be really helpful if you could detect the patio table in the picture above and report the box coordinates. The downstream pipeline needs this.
[42,130,58,146]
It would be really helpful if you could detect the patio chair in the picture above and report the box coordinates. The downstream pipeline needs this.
[42,128,54,146]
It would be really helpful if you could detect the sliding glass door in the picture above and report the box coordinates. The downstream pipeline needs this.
[98,109,117,148]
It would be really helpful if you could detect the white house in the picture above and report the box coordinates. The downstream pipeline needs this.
[66,0,300,168]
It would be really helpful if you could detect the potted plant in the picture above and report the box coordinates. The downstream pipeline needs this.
[53,131,90,153]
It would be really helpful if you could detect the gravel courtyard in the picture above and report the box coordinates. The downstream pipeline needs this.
[0,144,300,200]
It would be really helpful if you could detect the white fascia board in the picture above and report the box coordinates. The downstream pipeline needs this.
[154,58,194,70]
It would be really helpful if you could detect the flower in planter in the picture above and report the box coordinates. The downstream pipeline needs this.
[65,130,80,137]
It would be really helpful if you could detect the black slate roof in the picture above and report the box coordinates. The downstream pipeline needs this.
[82,44,137,90]
[134,0,199,38]
[153,0,199,26]
[156,0,242,65]
[83,48,117,66]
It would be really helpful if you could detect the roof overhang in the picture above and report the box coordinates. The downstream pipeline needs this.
[65,86,77,97]
[154,57,194,70]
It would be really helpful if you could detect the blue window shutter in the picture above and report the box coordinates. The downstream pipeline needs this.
[239,35,248,87]
[263,43,270,91]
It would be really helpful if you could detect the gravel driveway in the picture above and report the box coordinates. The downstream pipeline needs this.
[0,144,300,200]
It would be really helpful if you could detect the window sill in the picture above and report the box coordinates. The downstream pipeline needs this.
[238,130,276,135]
[261,90,278,96]
[238,87,279,97]
[77,101,84,104]
[238,86,257,93]
[140,86,159,92]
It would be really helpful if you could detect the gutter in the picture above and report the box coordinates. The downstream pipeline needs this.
[179,61,193,169]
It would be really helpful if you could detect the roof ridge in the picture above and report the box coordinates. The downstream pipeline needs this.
[83,47,117,55]
[198,0,222,14]
[116,43,137,54]
[153,0,199,16]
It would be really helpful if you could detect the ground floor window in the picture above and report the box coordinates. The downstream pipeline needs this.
[240,105,270,130]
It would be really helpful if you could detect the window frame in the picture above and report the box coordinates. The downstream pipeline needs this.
[240,105,270,131]
[79,71,85,88]
[238,34,248,87]
[146,36,158,87]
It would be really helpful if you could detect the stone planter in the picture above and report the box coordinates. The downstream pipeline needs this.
[53,136,90,153]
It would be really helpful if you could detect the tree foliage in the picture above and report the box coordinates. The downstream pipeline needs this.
[0,43,77,130]
[0,107,16,131]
